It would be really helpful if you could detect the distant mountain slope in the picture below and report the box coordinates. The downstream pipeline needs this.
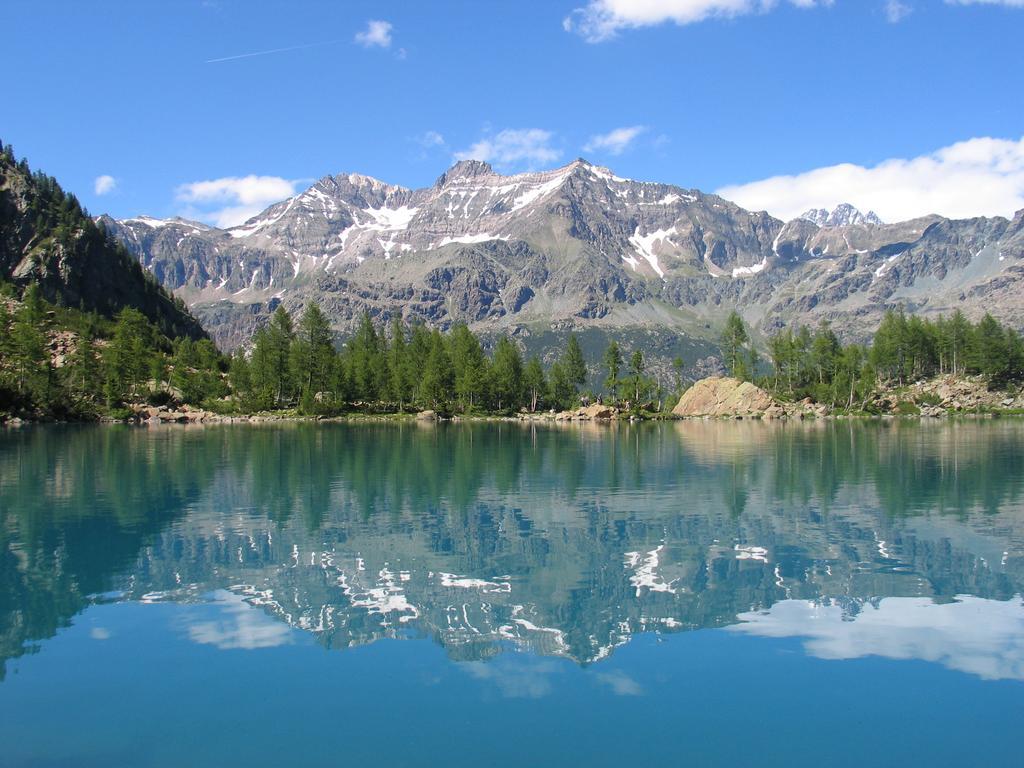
[0,143,205,340]
[102,158,1024,351]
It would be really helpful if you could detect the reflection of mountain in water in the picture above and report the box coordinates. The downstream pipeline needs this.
[2,421,1024,675]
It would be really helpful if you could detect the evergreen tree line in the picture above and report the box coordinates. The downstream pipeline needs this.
[226,305,656,415]
[9,278,1020,421]
[0,290,667,419]
[720,308,1024,408]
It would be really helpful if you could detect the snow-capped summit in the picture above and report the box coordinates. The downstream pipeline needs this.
[799,204,884,228]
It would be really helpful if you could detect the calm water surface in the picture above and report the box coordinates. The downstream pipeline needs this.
[2,421,1023,767]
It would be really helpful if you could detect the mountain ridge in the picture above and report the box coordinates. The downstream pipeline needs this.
[100,158,1024,356]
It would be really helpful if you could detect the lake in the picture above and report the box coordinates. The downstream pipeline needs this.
[2,420,1023,767]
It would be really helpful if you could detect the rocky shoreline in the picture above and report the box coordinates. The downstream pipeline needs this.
[4,374,1024,428]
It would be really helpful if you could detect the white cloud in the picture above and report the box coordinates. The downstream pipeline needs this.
[946,0,1024,7]
[594,670,644,695]
[454,128,562,170]
[565,0,833,42]
[583,125,647,156]
[355,19,393,48]
[417,130,447,148]
[464,658,563,699]
[884,0,913,22]
[716,135,1024,222]
[175,174,298,228]
[94,175,117,195]
[187,591,294,650]
[729,596,1024,682]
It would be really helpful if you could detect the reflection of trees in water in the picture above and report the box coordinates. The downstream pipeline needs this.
[0,426,221,678]
[674,419,1024,519]
[2,420,1024,672]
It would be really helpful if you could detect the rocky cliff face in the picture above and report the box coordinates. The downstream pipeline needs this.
[102,160,1024,352]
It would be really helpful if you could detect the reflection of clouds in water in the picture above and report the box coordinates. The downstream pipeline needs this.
[464,658,563,699]
[188,591,295,650]
[594,670,643,696]
[465,658,645,698]
[89,627,111,640]
[730,596,1024,681]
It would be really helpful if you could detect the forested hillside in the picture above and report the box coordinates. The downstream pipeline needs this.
[0,141,204,340]
[0,142,212,419]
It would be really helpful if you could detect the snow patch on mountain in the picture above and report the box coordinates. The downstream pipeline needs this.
[511,172,570,212]
[364,205,418,231]
[733,257,768,278]
[438,233,510,247]
[628,227,675,279]
[800,204,884,228]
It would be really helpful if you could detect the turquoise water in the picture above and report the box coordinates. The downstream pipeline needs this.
[2,421,1023,767]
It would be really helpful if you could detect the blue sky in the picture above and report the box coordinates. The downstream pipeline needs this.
[3,0,1023,226]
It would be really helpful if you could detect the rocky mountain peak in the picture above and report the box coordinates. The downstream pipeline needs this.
[344,172,388,187]
[434,159,495,188]
[799,204,884,228]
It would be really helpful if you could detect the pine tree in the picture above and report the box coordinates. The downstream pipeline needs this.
[721,311,751,380]
[229,350,253,406]
[266,306,295,406]
[149,352,169,395]
[11,299,50,405]
[601,340,622,398]
[387,316,412,411]
[408,323,433,379]
[249,328,277,410]
[564,334,587,392]
[490,336,523,412]
[947,310,971,375]
[103,308,154,404]
[291,302,335,410]
[548,361,574,410]
[449,323,488,411]
[170,338,204,404]
[523,356,547,413]
[810,322,841,385]
[348,311,384,402]
[194,339,227,401]
[628,349,645,403]
[974,313,1009,379]
[420,330,454,409]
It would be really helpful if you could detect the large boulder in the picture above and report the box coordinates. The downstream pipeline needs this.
[575,403,618,420]
[672,377,777,418]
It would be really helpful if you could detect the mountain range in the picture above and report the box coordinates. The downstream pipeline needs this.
[100,158,1024,360]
